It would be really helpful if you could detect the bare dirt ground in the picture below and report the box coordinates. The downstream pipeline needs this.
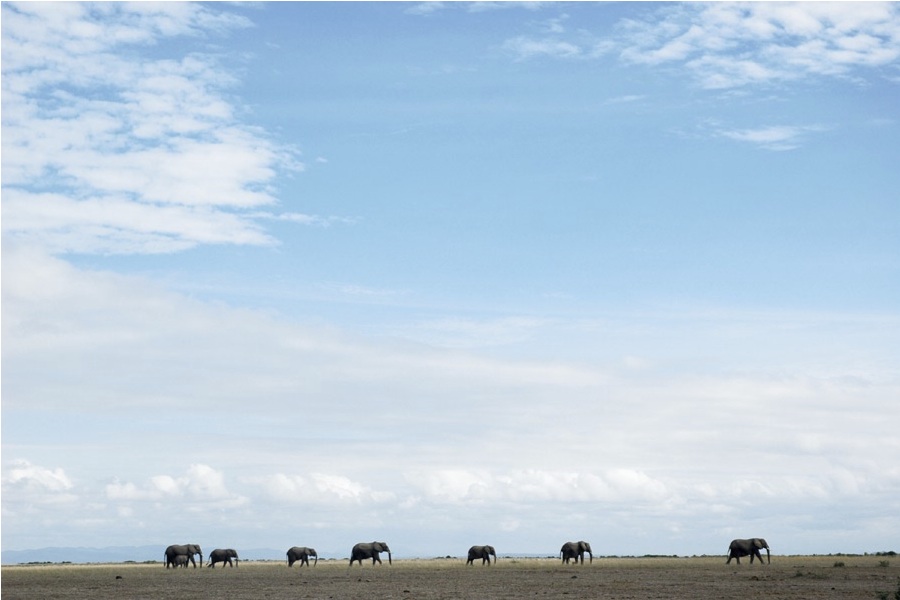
[3,555,898,600]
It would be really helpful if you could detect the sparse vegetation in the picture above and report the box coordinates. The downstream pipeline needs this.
[2,556,894,599]
[874,577,900,600]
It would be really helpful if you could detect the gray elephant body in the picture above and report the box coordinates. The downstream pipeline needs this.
[207,548,239,568]
[287,546,318,567]
[172,554,190,568]
[165,544,203,569]
[466,545,496,566]
[560,541,593,564]
[727,538,770,564]
[349,541,391,566]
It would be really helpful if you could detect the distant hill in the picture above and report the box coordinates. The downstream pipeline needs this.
[1,546,288,565]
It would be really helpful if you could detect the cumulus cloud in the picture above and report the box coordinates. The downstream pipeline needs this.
[407,468,670,505]
[258,473,395,506]
[104,464,246,506]
[1,460,78,513]
[4,460,74,493]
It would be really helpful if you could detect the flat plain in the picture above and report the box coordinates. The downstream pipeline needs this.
[3,555,898,600]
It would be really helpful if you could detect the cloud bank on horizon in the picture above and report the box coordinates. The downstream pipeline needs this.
[2,2,899,557]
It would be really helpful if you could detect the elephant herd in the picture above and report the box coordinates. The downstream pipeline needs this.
[164,544,239,569]
[166,537,770,569]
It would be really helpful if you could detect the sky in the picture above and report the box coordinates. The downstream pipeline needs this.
[2,1,899,560]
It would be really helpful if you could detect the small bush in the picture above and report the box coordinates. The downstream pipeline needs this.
[834,561,845,568]
[879,561,890,568]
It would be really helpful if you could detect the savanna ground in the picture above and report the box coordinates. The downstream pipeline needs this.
[3,555,899,600]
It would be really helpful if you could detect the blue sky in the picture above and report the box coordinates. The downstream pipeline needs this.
[2,2,899,559]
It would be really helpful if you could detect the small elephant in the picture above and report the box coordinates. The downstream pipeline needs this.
[172,554,190,568]
[349,541,391,566]
[207,548,239,568]
[165,544,202,569]
[560,541,593,565]
[466,545,496,566]
[287,546,318,567]
[727,538,770,564]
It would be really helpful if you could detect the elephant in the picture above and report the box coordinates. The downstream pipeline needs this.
[727,538,770,564]
[349,541,392,566]
[165,544,203,569]
[207,548,239,568]
[560,541,593,564]
[172,554,190,568]
[287,546,318,567]
[466,545,496,566]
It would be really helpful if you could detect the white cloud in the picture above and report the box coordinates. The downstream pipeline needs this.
[500,3,900,88]
[4,460,74,493]
[617,3,900,88]
[256,473,396,510]
[502,35,582,60]
[719,124,828,150]
[104,465,245,505]
[404,2,446,16]
[0,2,313,256]
[468,2,544,14]
[407,469,669,505]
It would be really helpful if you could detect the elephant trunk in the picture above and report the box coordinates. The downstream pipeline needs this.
[387,551,392,565]
[588,551,593,564]
[314,554,318,566]
[765,546,770,564]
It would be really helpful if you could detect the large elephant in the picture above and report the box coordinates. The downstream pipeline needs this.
[466,545,496,566]
[727,538,770,564]
[560,541,593,564]
[287,546,318,567]
[207,548,239,568]
[349,541,391,566]
[172,554,190,568]
[165,544,203,569]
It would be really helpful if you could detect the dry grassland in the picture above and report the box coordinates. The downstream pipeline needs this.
[3,555,898,599]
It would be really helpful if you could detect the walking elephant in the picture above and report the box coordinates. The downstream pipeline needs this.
[349,541,391,566]
[287,546,318,567]
[172,554,190,568]
[165,544,203,569]
[560,541,593,564]
[207,548,239,568]
[466,545,496,566]
[727,538,770,564]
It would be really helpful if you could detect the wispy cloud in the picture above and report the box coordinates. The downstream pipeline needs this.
[500,3,900,88]
[0,2,320,256]
[719,124,828,151]
[502,35,583,60]
[404,2,446,17]
[467,2,544,14]
[619,3,900,88]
